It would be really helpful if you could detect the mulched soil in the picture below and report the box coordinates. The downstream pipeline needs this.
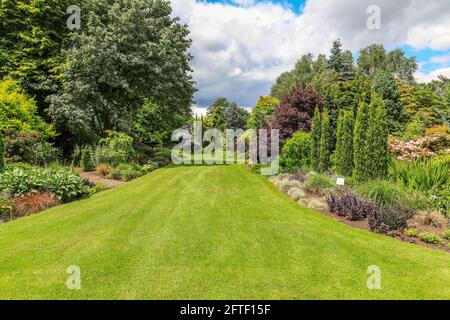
[80,171,124,188]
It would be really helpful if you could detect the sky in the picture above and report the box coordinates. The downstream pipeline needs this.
[169,0,450,114]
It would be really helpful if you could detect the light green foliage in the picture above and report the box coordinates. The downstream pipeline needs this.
[305,173,333,190]
[335,109,354,176]
[428,184,450,217]
[108,163,144,181]
[389,159,449,192]
[443,230,450,240]
[0,80,55,138]
[404,228,418,237]
[280,132,311,172]
[287,187,305,201]
[402,116,425,141]
[319,111,332,172]
[80,147,96,172]
[0,166,90,202]
[48,0,195,139]
[246,96,279,129]
[357,180,408,207]
[418,232,444,245]
[310,107,321,171]
[0,0,71,112]
[96,131,135,166]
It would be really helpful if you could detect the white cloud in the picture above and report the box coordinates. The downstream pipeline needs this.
[191,105,208,117]
[415,67,450,83]
[171,0,450,107]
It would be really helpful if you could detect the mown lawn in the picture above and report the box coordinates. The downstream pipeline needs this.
[0,165,449,299]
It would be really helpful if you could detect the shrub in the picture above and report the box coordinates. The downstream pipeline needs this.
[280,131,311,172]
[288,172,307,182]
[109,163,143,181]
[287,187,305,201]
[91,184,109,194]
[389,133,450,160]
[389,159,449,192]
[357,180,407,207]
[141,161,159,174]
[368,205,414,233]
[428,184,450,217]
[0,193,13,219]
[353,102,370,182]
[3,129,59,165]
[96,164,112,177]
[442,230,450,240]
[80,147,96,172]
[402,117,425,141]
[404,228,418,237]
[418,232,443,245]
[304,174,333,194]
[327,190,378,221]
[416,211,448,228]
[96,131,135,166]
[0,166,90,202]
[13,192,59,217]
[425,125,449,136]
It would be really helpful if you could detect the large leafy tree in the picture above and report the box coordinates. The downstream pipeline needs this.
[246,96,279,129]
[48,0,196,141]
[271,85,323,144]
[206,97,248,129]
[0,0,73,114]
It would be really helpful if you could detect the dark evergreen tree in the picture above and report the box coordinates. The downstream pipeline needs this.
[335,109,354,176]
[319,111,332,172]
[353,102,370,181]
[328,39,345,74]
[367,96,388,179]
[310,107,321,171]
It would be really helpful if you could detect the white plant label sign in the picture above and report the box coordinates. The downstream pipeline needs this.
[336,178,345,186]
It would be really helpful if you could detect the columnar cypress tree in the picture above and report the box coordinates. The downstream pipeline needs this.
[319,111,332,172]
[310,107,321,171]
[335,110,345,172]
[0,131,4,171]
[353,102,370,181]
[336,110,354,176]
[368,97,388,179]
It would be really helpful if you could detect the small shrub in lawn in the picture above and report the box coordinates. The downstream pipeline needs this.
[357,180,407,207]
[13,192,59,217]
[418,232,443,245]
[96,164,112,176]
[403,228,419,237]
[304,174,333,195]
[327,190,378,221]
[287,187,305,201]
[368,205,414,233]
[442,230,450,240]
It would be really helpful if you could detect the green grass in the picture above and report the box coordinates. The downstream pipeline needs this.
[1,165,450,299]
